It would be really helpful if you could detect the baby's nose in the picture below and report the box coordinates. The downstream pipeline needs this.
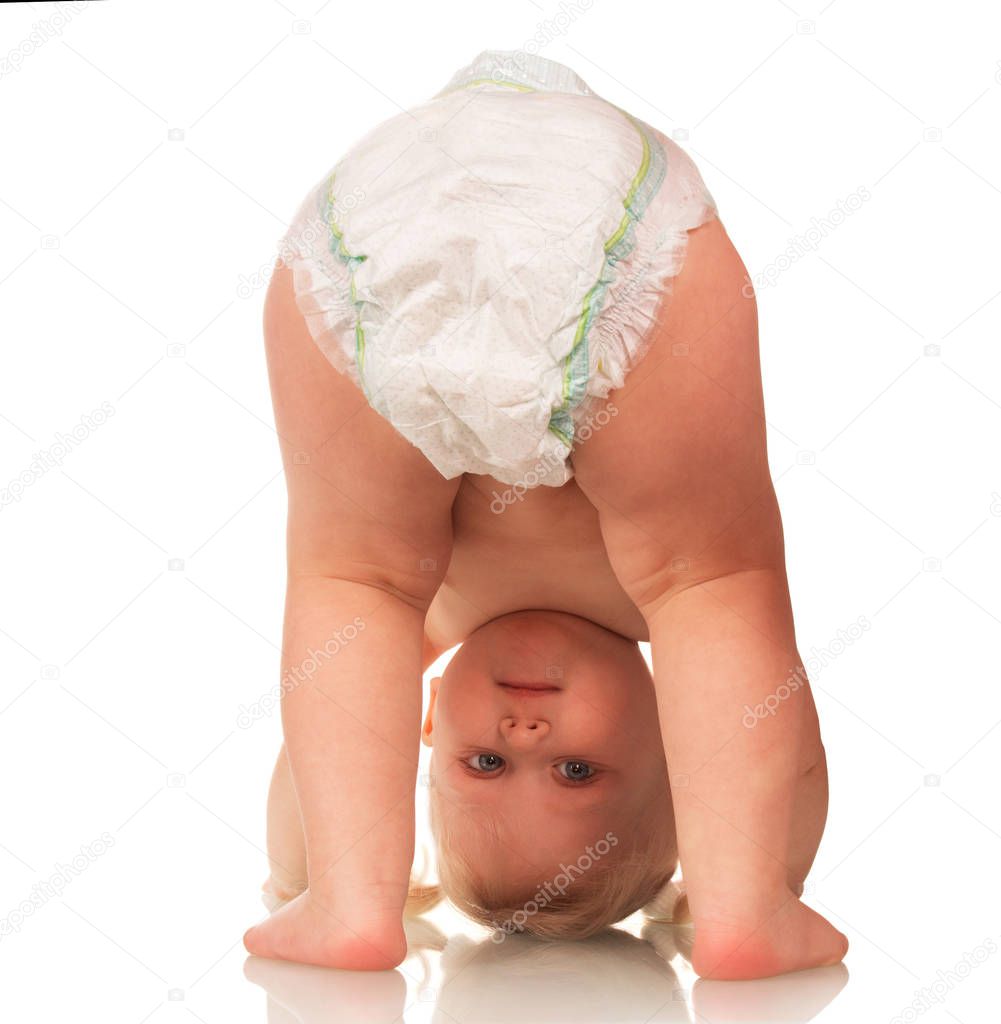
[500,715,550,747]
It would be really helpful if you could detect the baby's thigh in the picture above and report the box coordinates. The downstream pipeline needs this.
[572,218,780,602]
[263,262,459,592]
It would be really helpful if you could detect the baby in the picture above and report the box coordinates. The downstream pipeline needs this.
[242,50,849,980]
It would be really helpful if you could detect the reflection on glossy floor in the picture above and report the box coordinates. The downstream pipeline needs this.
[246,908,850,1024]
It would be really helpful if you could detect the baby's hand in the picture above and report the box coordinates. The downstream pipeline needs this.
[244,889,406,971]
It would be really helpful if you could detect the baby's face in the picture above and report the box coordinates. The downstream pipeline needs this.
[422,610,673,893]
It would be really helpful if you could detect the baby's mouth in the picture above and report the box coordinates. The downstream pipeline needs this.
[496,681,562,696]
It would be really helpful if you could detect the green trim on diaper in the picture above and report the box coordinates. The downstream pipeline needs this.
[549,110,667,446]
[547,419,573,449]
[445,77,538,95]
[321,173,371,397]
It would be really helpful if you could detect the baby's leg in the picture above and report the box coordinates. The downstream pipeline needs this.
[641,572,844,979]
[263,626,448,903]
[573,217,847,979]
[671,685,828,919]
[243,264,460,968]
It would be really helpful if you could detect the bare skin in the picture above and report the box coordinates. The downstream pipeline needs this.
[243,216,848,978]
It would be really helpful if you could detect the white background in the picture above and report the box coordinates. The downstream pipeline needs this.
[2,1,1000,1021]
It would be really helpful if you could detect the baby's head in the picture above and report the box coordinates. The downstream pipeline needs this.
[416,610,676,938]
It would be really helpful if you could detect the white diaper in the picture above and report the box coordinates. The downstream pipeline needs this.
[280,49,717,487]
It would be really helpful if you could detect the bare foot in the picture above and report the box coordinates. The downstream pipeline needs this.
[692,897,848,980]
[243,890,407,971]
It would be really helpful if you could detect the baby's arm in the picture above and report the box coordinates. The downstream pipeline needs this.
[573,218,847,979]
[243,264,459,969]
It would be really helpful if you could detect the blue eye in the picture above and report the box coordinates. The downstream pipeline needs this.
[466,752,505,773]
[558,760,595,783]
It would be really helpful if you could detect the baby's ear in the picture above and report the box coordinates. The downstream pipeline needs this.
[421,677,442,747]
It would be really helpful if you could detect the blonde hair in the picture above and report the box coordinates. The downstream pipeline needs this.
[405,783,678,939]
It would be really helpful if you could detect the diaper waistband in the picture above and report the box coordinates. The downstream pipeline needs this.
[435,48,595,99]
